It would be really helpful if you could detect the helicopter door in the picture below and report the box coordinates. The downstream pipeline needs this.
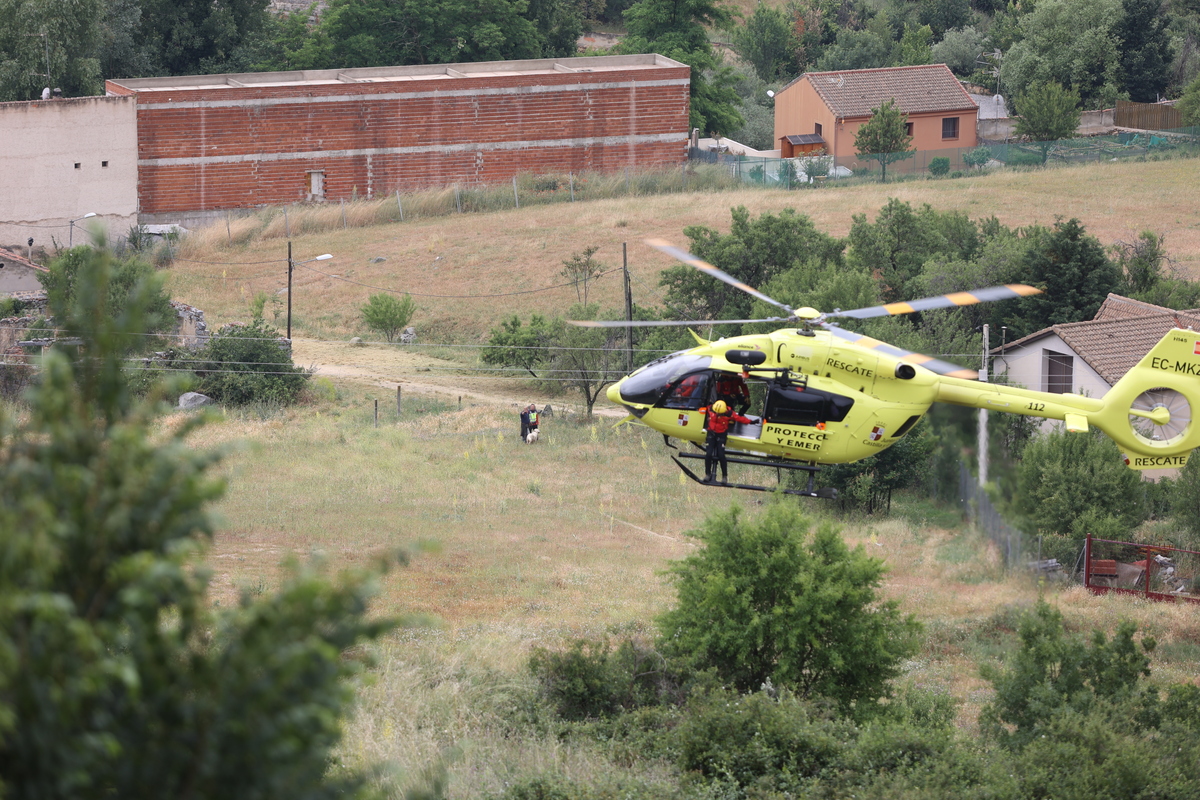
[764,384,854,427]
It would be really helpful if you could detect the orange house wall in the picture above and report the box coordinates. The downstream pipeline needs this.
[121,65,691,214]
[775,76,977,161]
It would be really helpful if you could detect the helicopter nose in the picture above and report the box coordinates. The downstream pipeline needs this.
[607,381,624,405]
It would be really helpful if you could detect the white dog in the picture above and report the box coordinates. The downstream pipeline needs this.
[526,428,540,444]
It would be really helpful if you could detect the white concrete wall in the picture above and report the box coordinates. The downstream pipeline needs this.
[0,95,138,254]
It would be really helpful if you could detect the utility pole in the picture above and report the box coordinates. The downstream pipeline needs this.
[979,324,989,487]
[623,242,633,372]
[286,240,293,339]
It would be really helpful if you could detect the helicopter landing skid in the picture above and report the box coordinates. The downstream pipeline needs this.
[671,453,837,499]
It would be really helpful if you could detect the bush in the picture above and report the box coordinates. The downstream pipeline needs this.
[1005,149,1045,167]
[197,319,309,405]
[673,688,851,790]
[963,146,991,169]
[928,157,951,176]
[528,638,687,721]
[360,292,416,342]
[657,502,921,716]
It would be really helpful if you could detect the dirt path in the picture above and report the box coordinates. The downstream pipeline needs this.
[292,338,626,417]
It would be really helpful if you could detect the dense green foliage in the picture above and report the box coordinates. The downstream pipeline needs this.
[853,100,915,183]
[39,245,177,347]
[360,292,416,343]
[197,319,309,405]
[658,502,921,713]
[0,245,393,798]
[1012,429,1147,537]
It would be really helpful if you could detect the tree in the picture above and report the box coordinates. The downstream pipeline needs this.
[267,0,544,70]
[658,502,921,715]
[546,305,626,416]
[1013,81,1082,164]
[846,199,972,302]
[819,422,936,514]
[0,0,103,100]
[1005,218,1120,336]
[980,601,1156,749]
[561,246,606,305]
[1169,455,1200,549]
[1000,0,1123,110]
[136,0,273,76]
[1178,73,1200,126]
[897,23,933,66]
[482,314,554,378]
[659,206,844,328]
[930,25,985,75]
[360,292,417,343]
[730,3,801,83]
[917,0,972,39]
[854,100,915,182]
[0,245,393,798]
[618,0,743,134]
[815,28,894,71]
[38,245,177,346]
[1012,429,1146,537]
[1115,0,1171,102]
[198,319,310,405]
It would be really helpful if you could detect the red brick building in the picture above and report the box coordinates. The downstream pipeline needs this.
[106,54,691,222]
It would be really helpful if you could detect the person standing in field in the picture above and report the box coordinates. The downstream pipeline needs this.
[520,405,531,441]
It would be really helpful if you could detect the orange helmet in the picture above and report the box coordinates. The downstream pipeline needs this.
[712,400,728,414]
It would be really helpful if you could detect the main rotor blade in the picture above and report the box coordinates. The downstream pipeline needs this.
[569,317,789,328]
[822,323,981,380]
[646,238,795,316]
[828,284,1042,320]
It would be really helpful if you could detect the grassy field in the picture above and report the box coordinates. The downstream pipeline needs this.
[166,159,1200,796]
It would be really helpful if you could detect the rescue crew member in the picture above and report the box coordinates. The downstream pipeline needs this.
[704,399,752,484]
[715,372,751,414]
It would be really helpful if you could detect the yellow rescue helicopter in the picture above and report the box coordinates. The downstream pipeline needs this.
[574,240,1200,498]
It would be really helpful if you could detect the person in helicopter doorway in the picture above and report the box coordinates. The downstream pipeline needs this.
[715,372,751,414]
[704,399,752,484]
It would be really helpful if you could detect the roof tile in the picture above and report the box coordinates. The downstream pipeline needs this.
[801,64,977,119]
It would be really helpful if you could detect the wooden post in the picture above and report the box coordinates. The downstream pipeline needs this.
[623,242,633,372]
[341,198,348,229]
[374,398,378,428]
[512,175,520,208]
[226,213,232,244]
[396,385,402,416]
[569,172,575,201]
[396,190,404,221]
[283,207,290,238]
[455,187,462,213]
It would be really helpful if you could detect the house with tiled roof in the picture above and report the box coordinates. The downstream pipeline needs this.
[773,64,978,164]
[993,294,1200,397]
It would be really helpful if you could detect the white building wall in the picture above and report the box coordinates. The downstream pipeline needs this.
[0,95,138,254]
[993,333,1109,397]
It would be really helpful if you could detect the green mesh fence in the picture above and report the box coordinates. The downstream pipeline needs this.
[694,125,1200,186]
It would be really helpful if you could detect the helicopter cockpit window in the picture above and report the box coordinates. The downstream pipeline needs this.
[618,354,712,406]
[765,385,854,427]
[662,371,712,410]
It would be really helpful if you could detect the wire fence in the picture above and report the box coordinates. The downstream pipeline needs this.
[958,463,1027,570]
[693,125,1200,186]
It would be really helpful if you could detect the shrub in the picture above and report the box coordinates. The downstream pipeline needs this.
[360,292,416,342]
[673,688,851,789]
[528,638,687,721]
[657,502,921,716]
[197,319,308,405]
[963,146,991,169]
[928,157,951,176]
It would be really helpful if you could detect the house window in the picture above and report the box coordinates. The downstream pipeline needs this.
[905,122,914,136]
[306,170,325,201]
[101,160,108,167]
[74,162,81,169]
[814,122,822,136]
[1043,349,1073,394]
[942,117,960,139]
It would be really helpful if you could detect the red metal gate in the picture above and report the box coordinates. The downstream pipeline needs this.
[1084,534,1200,604]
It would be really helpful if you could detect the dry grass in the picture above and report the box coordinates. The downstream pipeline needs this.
[166,158,1200,346]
